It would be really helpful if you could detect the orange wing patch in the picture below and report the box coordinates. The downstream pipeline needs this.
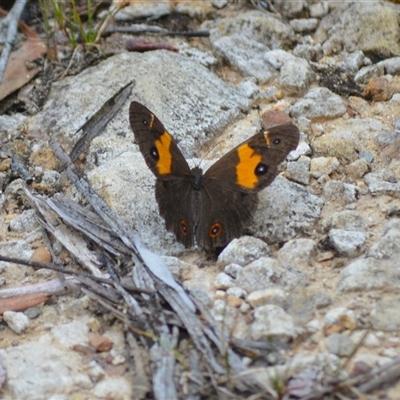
[236,144,262,189]
[149,113,155,128]
[263,130,273,146]
[155,132,172,175]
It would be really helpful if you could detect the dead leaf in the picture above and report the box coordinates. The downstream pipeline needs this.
[0,293,51,314]
[125,38,178,52]
[89,334,114,352]
[262,110,293,129]
[30,246,52,264]
[0,10,46,101]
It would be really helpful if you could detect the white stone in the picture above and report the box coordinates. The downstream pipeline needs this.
[214,272,235,290]
[324,307,356,327]
[277,238,317,268]
[246,288,286,308]
[3,311,30,334]
[328,229,367,257]
[51,321,90,348]
[226,287,247,298]
[218,236,271,267]
[310,157,340,178]
[251,304,298,343]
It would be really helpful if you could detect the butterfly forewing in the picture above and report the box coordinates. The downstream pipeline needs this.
[204,124,300,193]
[130,101,197,247]
[129,101,191,180]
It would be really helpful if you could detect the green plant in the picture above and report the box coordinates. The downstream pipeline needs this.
[39,0,58,59]
[39,0,107,50]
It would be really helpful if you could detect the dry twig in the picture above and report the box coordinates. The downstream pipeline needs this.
[8,135,250,396]
[68,82,133,163]
[104,24,210,37]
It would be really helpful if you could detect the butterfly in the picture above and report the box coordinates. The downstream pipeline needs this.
[129,101,299,250]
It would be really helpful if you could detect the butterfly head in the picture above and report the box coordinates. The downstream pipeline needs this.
[191,166,204,190]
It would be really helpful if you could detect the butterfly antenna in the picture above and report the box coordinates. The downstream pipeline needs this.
[197,139,225,169]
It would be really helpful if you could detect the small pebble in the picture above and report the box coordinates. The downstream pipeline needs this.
[226,286,247,298]
[246,288,286,308]
[73,344,97,355]
[359,150,374,163]
[226,295,243,308]
[89,335,113,352]
[214,272,235,290]
[3,311,30,334]
[24,307,42,319]
[30,246,52,264]
[326,333,355,357]
[224,263,243,279]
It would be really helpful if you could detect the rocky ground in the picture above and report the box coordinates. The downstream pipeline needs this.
[1,0,400,399]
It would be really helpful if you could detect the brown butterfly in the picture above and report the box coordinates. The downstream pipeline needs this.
[129,101,300,250]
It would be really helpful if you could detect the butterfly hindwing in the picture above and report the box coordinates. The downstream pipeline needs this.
[196,180,258,249]
[155,178,196,248]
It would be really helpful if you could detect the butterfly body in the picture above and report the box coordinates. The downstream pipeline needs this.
[129,101,300,250]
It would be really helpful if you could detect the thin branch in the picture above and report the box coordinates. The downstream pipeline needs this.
[104,24,210,37]
[0,254,112,284]
[0,254,152,295]
[358,357,400,394]
[0,276,78,299]
[68,81,133,163]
